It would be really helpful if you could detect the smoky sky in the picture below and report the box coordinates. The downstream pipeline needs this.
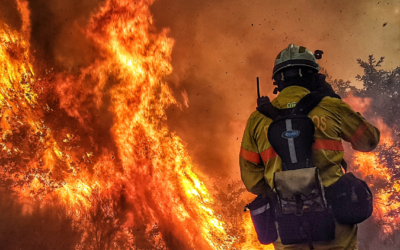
[25,0,104,71]
[149,0,400,178]
[0,0,22,30]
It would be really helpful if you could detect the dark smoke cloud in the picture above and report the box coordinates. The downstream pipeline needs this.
[27,0,104,71]
[0,0,22,30]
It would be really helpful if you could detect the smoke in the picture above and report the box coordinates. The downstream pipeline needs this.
[149,0,400,247]
[26,0,103,71]
[0,0,22,30]
[148,0,400,178]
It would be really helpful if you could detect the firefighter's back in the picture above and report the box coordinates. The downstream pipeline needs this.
[240,44,379,250]
[269,87,360,250]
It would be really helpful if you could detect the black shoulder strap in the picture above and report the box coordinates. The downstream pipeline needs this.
[256,103,283,120]
[293,92,324,116]
[257,92,324,120]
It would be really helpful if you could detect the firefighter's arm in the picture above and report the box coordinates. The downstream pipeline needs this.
[239,118,268,195]
[340,101,380,152]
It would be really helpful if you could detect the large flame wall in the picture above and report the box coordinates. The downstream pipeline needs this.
[0,0,231,249]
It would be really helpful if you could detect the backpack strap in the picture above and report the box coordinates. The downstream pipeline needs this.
[256,102,282,120]
[257,92,324,120]
[257,102,294,120]
[293,92,324,116]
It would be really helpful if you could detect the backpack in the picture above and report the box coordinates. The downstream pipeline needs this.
[258,92,335,249]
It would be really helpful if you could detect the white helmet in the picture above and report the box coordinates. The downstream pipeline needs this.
[273,44,320,78]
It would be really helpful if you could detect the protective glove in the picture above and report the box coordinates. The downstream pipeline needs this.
[257,96,271,108]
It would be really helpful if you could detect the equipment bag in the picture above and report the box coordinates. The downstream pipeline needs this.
[246,192,278,244]
[274,167,335,246]
[325,172,373,225]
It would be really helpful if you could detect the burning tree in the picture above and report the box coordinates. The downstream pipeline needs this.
[0,0,232,249]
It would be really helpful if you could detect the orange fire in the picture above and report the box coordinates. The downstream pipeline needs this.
[0,0,239,248]
[11,0,400,249]
[0,0,279,248]
[242,213,275,250]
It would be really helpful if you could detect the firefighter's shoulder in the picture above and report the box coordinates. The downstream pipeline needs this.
[248,110,273,123]
[318,95,343,107]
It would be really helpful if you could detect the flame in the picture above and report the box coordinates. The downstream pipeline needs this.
[0,0,278,248]
[242,212,275,250]
[0,0,240,248]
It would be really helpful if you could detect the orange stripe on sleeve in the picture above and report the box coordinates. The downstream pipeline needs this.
[350,123,369,145]
[313,139,344,151]
[260,147,278,163]
[240,147,261,164]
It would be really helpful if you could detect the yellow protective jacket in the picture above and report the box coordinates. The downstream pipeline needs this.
[239,85,380,250]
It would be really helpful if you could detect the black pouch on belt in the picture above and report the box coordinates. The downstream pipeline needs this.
[325,172,373,225]
[246,192,278,245]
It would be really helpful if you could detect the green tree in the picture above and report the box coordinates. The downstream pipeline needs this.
[356,55,400,133]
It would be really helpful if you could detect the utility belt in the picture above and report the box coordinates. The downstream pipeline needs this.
[246,167,373,248]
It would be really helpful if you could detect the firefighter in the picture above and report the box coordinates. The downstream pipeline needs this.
[240,44,380,250]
